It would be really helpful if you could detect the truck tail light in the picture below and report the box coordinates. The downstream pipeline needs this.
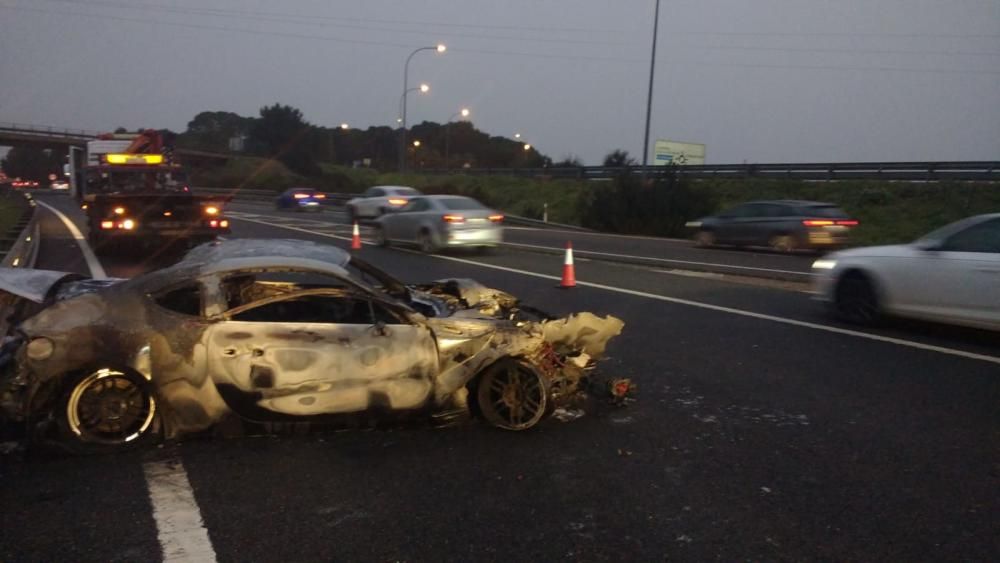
[100,220,114,229]
[220,220,229,228]
[113,206,126,215]
[442,214,465,224]
[203,206,219,216]
[836,220,859,226]
[803,219,834,226]
[488,214,504,223]
[120,219,135,230]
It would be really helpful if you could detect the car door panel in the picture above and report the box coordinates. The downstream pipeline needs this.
[206,321,438,416]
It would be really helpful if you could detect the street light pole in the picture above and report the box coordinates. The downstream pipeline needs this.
[642,0,660,167]
[400,44,446,172]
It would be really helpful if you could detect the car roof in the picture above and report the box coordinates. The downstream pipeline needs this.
[183,238,350,267]
[287,187,319,192]
[419,195,477,200]
[126,239,353,292]
[373,185,420,193]
[745,199,838,207]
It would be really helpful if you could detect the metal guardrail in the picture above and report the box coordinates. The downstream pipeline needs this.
[420,161,1000,182]
[0,192,41,269]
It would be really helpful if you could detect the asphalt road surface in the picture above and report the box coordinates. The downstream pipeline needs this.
[2,193,997,562]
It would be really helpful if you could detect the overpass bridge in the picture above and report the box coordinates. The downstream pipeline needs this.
[0,122,230,166]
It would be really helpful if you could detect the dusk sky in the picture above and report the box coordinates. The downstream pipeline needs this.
[1,0,998,164]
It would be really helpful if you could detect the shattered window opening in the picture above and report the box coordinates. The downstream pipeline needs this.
[220,269,354,310]
[228,292,404,325]
[151,283,202,317]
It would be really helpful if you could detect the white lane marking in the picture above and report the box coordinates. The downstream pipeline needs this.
[144,460,218,563]
[504,241,815,277]
[230,215,1000,366]
[229,210,808,276]
[35,200,107,279]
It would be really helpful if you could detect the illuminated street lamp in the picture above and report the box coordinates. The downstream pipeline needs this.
[413,140,421,147]
[398,83,430,122]
[340,123,350,130]
[400,44,446,171]
[445,107,471,169]
[523,143,532,151]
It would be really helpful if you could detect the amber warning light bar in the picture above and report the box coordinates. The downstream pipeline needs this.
[103,153,164,165]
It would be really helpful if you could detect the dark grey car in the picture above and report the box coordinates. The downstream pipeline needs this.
[688,200,858,252]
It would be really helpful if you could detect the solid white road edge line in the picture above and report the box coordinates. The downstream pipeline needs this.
[143,460,217,563]
[503,241,815,276]
[231,215,1000,366]
[35,200,107,279]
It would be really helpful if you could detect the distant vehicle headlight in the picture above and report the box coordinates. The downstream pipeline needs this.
[26,337,55,361]
[812,259,838,270]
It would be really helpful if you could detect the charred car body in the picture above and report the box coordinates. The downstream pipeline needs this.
[0,240,624,452]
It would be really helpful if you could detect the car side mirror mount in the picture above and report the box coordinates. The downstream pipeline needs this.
[371,320,388,337]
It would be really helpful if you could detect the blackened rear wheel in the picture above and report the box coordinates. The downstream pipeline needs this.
[475,361,550,431]
[834,272,880,325]
[58,368,159,452]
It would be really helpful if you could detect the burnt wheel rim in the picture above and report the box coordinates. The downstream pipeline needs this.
[837,278,878,322]
[66,369,156,445]
[479,364,547,430]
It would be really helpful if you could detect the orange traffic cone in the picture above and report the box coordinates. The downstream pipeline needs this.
[351,221,362,250]
[559,241,576,288]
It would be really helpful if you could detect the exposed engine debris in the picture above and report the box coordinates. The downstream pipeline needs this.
[0,239,627,453]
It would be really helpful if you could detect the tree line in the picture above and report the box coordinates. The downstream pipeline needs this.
[178,104,566,175]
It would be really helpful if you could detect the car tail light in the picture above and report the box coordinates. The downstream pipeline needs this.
[203,205,219,216]
[388,198,408,206]
[293,193,309,199]
[100,220,114,229]
[442,214,465,224]
[803,219,835,226]
[120,219,136,230]
[314,194,326,199]
[210,220,219,228]
[488,214,504,222]
[220,220,229,228]
[836,220,859,226]
[163,211,173,217]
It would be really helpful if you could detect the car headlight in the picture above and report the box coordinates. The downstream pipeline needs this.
[812,259,838,270]
[26,337,55,361]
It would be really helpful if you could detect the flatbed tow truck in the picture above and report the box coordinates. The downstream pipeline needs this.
[74,130,230,253]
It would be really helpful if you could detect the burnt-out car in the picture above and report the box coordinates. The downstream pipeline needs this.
[0,239,624,452]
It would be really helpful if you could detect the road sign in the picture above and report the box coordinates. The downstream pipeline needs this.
[654,139,705,165]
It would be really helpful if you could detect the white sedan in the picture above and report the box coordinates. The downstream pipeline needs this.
[346,185,422,222]
[812,213,1000,331]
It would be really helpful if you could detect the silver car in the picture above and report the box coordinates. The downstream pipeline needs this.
[0,239,625,453]
[373,195,504,253]
[345,185,422,222]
